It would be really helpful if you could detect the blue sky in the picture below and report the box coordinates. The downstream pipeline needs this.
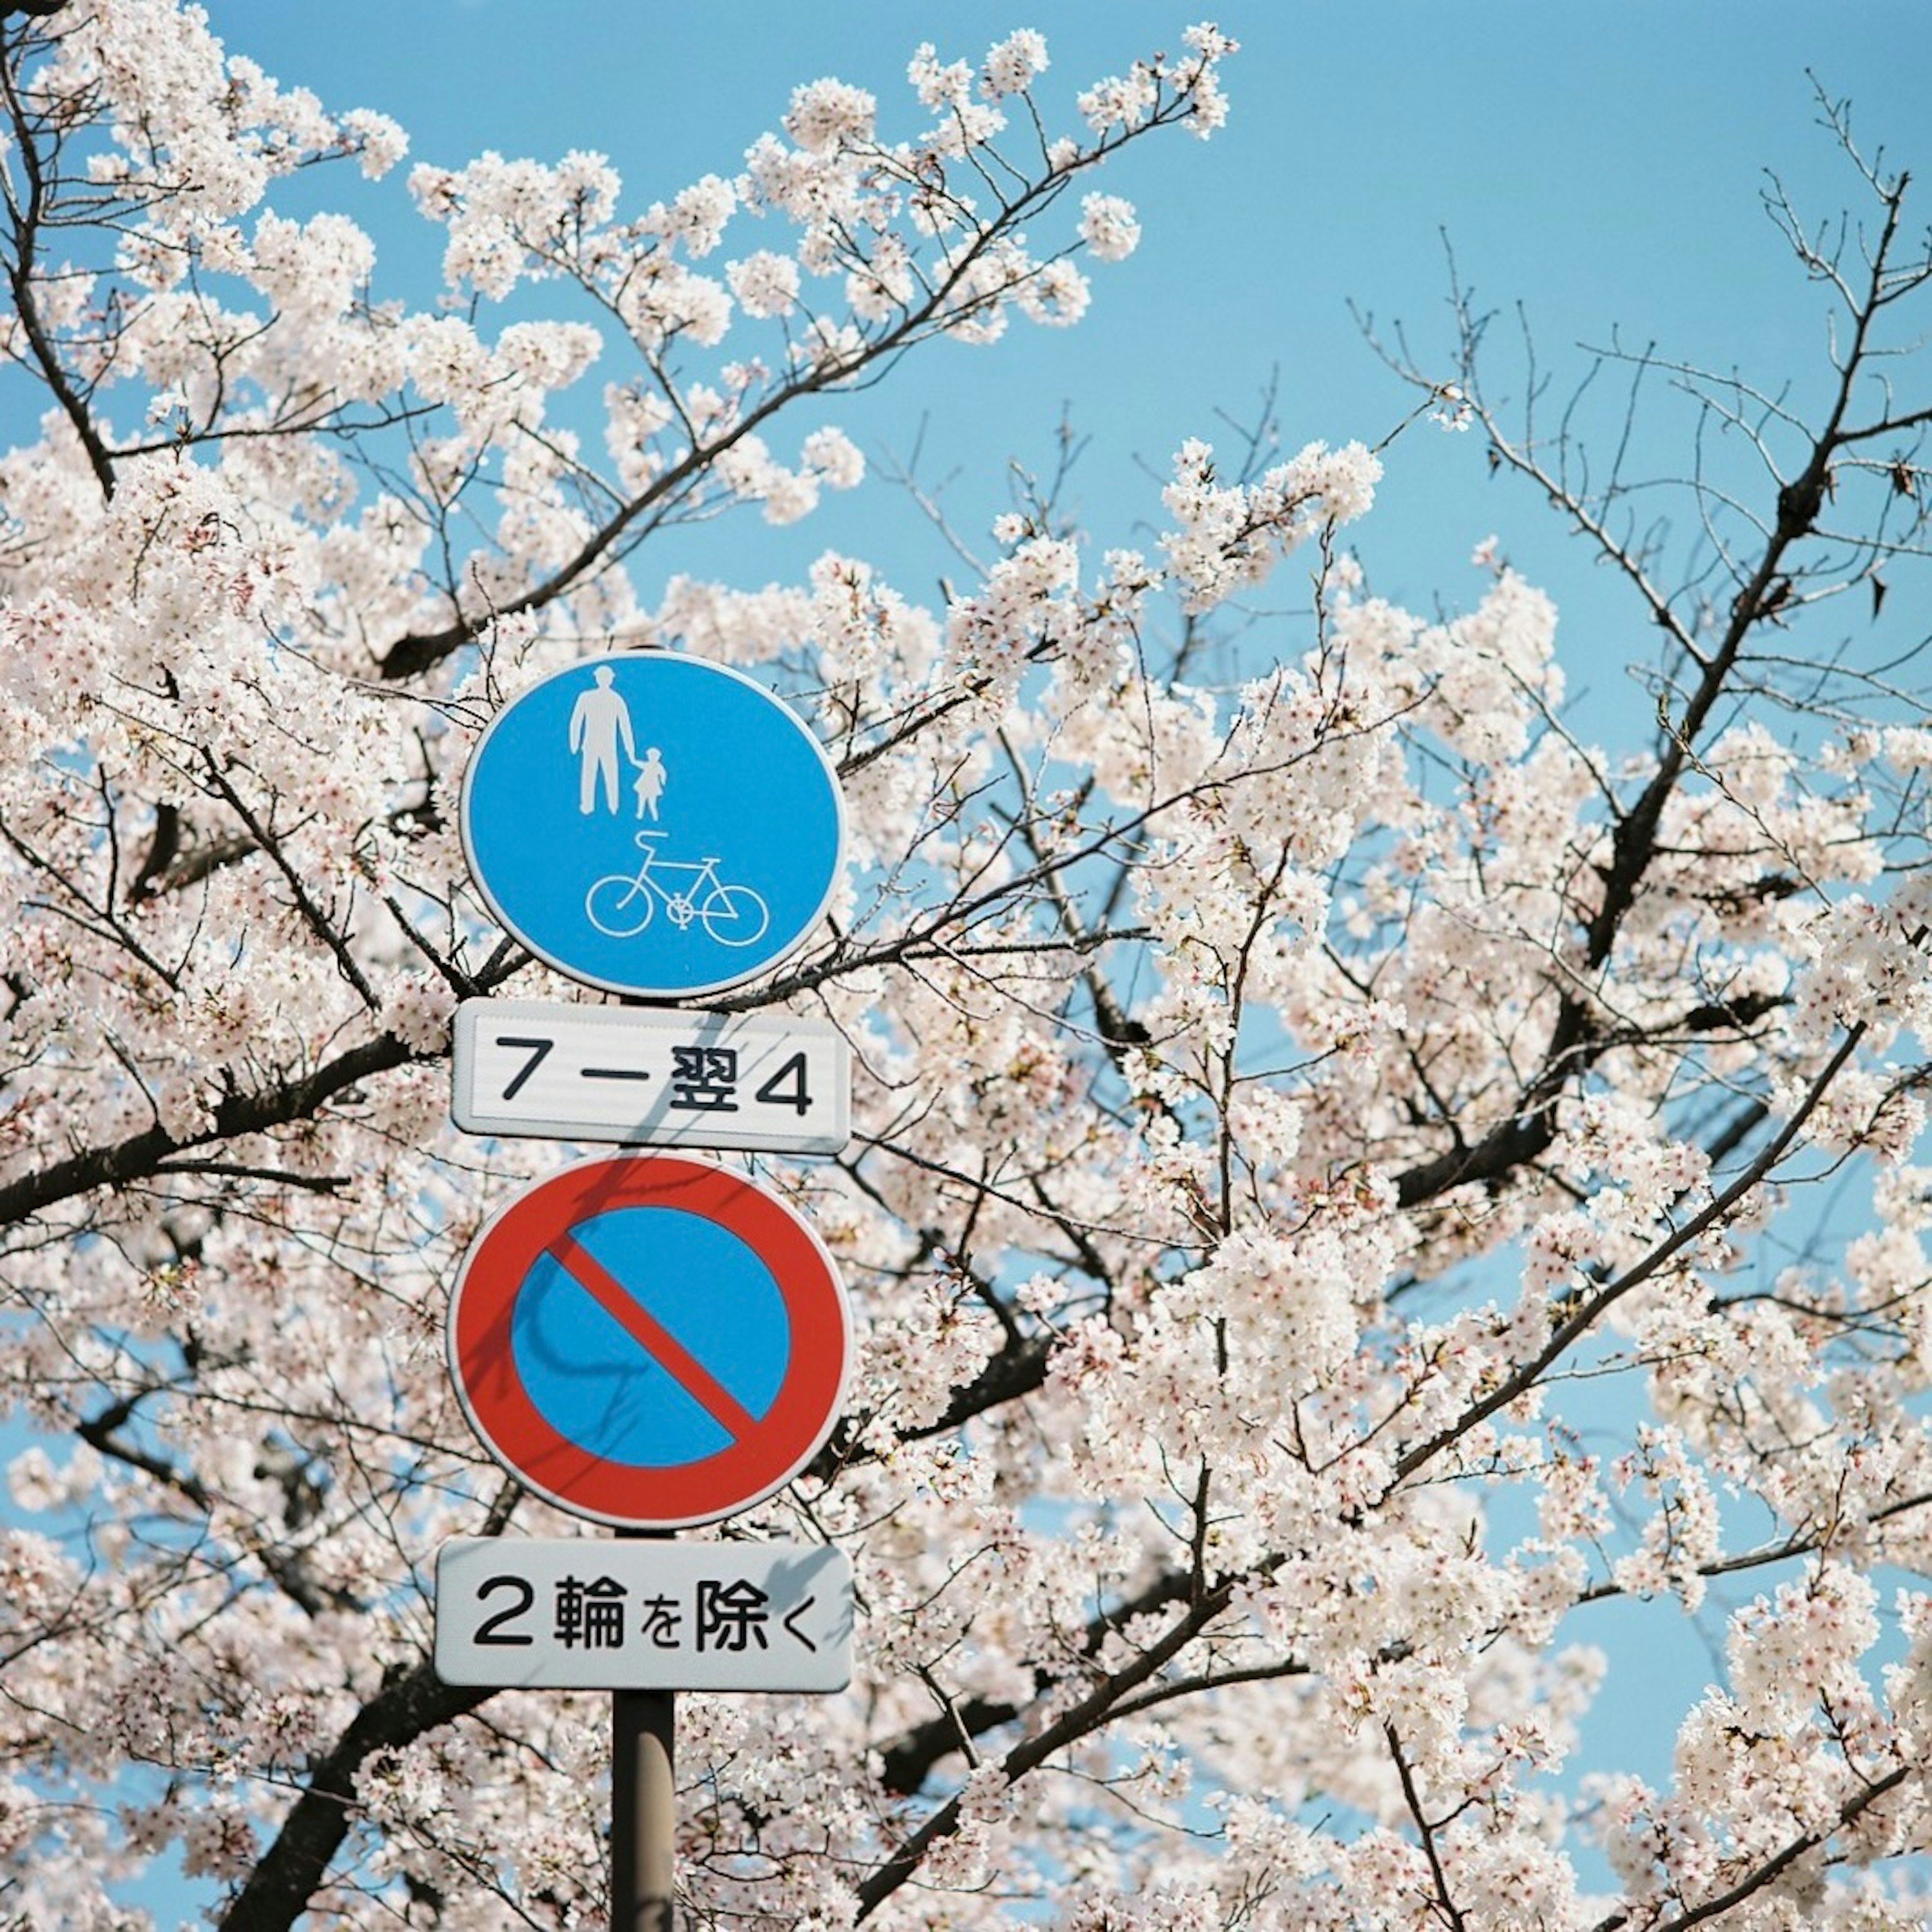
[212,0,1932,756]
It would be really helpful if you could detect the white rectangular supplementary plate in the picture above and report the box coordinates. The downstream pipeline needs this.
[451,998,850,1154]
[434,1538,853,1693]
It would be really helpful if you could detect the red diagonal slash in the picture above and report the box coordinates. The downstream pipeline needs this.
[549,1231,760,1440]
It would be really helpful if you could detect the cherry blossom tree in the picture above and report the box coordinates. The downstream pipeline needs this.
[3,3,1932,1927]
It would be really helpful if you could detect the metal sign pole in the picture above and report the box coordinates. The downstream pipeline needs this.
[611,1685,675,1930]
[612,1520,675,1930]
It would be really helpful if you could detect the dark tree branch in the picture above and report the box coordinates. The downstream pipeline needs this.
[215,1662,492,1932]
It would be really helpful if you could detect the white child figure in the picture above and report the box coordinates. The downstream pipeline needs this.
[632,746,668,822]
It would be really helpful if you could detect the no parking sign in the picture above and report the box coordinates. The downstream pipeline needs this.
[448,1154,851,1530]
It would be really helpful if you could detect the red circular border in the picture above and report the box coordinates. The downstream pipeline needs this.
[449,1155,851,1528]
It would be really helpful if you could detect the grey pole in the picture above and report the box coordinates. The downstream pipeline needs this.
[612,1512,677,1931]
[611,1685,675,1929]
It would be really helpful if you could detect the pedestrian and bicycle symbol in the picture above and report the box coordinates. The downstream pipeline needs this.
[461,652,844,999]
[447,1154,851,1529]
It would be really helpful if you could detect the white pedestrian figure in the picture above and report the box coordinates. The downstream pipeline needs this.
[632,746,668,822]
[568,665,635,815]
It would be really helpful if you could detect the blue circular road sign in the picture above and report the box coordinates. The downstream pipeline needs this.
[461,652,844,999]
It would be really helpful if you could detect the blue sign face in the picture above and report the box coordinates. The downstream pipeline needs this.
[513,1206,789,1467]
[460,653,844,998]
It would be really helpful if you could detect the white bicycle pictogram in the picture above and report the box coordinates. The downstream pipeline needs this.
[585,832,772,946]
